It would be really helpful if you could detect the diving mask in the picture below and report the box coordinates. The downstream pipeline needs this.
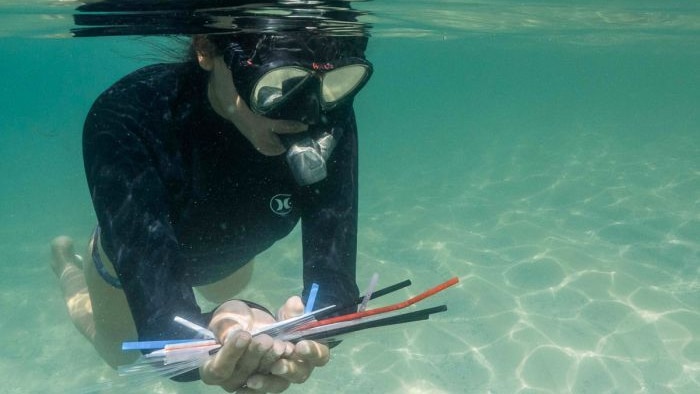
[246,59,372,117]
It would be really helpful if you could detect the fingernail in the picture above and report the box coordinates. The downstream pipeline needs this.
[225,328,240,343]
[235,334,249,349]
[286,342,295,356]
[299,341,311,355]
[247,377,263,390]
[271,362,288,375]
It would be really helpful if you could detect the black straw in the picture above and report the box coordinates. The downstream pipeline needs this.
[295,305,447,342]
[314,279,413,320]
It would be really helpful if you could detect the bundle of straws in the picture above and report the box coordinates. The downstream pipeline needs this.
[88,276,458,390]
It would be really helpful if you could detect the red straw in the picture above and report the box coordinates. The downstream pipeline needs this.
[302,277,459,330]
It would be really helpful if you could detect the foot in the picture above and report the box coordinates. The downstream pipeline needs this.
[51,236,97,343]
[51,236,83,278]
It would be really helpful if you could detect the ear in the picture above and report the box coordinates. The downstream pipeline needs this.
[197,51,214,71]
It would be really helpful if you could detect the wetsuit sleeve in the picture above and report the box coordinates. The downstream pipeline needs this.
[300,110,360,312]
[83,82,208,358]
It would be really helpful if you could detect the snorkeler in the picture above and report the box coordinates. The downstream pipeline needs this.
[51,29,372,392]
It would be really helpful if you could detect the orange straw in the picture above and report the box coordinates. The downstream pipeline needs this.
[302,277,459,330]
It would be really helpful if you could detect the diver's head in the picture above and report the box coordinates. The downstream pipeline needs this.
[219,33,372,127]
[199,32,372,186]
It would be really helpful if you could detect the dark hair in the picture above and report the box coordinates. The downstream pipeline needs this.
[187,34,223,62]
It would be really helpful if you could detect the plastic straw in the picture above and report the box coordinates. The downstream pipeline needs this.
[313,279,413,320]
[362,279,411,302]
[251,304,335,337]
[173,316,215,339]
[122,339,195,351]
[304,283,319,314]
[358,273,379,312]
[164,342,220,365]
[303,277,459,330]
[279,305,448,342]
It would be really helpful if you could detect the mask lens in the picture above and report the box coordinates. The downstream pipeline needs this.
[321,64,371,104]
[252,67,311,113]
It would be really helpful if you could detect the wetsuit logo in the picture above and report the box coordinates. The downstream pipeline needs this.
[270,194,293,216]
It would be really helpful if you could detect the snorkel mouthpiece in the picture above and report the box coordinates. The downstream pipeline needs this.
[283,126,342,186]
[286,138,327,186]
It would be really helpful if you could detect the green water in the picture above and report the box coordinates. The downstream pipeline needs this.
[1,1,700,393]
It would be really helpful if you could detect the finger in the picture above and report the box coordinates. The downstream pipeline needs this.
[258,338,288,372]
[219,335,274,392]
[292,340,330,367]
[223,379,248,393]
[269,340,331,384]
[276,296,305,321]
[265,133,286,155]
[236,334,274,377]
[245,373,292,393]
[209,301,255,342]
[283,341,295,358]
[201,329,251,384]
[270,358,312,384]
[255,132,286,156]
[251,308,278,326]
[235,388,262,394]
[269,119,308,135]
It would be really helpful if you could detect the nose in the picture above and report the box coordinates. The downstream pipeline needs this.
[270,78,324,125]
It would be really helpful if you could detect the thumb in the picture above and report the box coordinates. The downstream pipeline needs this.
[268,119,308,135]
[277,296,305,321]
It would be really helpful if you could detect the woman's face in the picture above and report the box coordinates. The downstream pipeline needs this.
[197,52,308,156]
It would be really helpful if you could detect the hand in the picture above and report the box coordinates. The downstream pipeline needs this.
[200,300,294,392]
[233,102,308,156]
[243,297,331,393]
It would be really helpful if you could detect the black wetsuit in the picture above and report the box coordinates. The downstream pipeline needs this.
[83,62,359,350]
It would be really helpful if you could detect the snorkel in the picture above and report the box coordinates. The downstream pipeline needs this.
[222,33,372,185]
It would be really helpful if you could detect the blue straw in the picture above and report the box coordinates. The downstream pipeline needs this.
[305,283,319,314]
[122,339,195,351]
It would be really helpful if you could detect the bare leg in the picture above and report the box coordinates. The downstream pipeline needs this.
[51,236,96,341]
[51,235,138,369]
[82,235,139,368]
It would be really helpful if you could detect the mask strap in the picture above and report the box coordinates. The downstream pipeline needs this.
[224,42,248,69]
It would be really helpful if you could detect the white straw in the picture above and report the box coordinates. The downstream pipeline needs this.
[252,304,336,337]
[165,343,221,365]
[173,316,216,339]
[358,273,379,312]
